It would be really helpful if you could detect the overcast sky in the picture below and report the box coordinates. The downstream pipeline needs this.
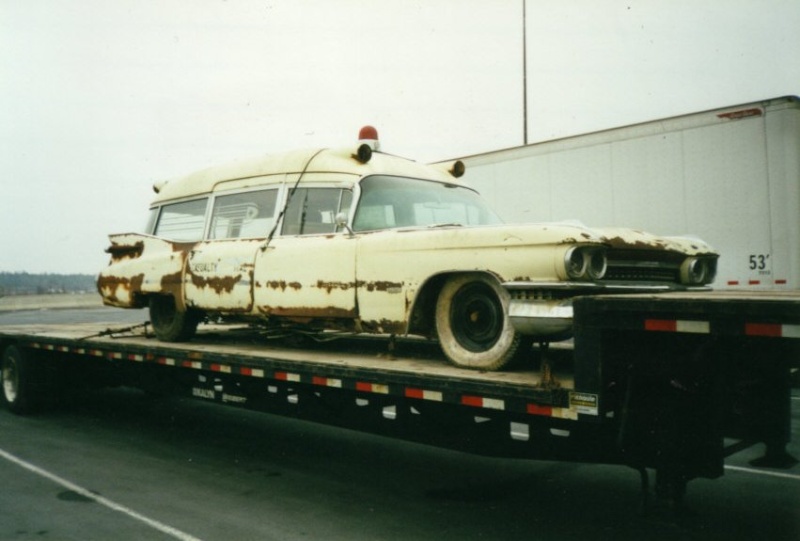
[1,0,798,274]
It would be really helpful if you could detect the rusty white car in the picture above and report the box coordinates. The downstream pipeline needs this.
[98,128,718,370]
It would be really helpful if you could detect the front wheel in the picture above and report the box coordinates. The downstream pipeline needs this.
[149,296,202,342]
[435,274,522,370]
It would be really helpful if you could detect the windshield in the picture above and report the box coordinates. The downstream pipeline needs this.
[352,175,503,232]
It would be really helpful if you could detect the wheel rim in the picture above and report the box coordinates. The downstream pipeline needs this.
[449,282,503,352]
[2,357,19,404]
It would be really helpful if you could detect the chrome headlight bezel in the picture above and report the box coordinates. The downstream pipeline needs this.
[680,256,717,285]
[564,247,608,281]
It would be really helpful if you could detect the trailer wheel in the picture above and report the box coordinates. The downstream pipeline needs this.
[435,274,521,370]
[2,345,38,414]
[149,296,201,342]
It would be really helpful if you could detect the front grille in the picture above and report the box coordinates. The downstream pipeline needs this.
[602,249,684,284]
[603,265,679,283]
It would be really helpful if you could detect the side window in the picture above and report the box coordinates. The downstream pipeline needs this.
[153,199,208,241]
[209,189,278,239]
[281,188,352,236]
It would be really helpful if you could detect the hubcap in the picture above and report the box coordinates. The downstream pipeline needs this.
[450,283,503,352]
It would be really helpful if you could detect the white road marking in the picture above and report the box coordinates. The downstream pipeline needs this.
[724,464,800,481]
[0,447,204,541]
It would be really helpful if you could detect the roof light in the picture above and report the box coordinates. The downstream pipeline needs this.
[358,125,380,151]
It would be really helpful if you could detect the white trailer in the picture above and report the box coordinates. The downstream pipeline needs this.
[452,96,800,290]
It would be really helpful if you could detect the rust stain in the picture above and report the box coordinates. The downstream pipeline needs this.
[602,236,671,251]
[360,319,405,334]
[171,241,197,253]
[159,271,185,309]
[189,272,242,294]
[96,273,145,304]
[266,280,301,291]
[364,281,403,292]
[267,306,358,319]
[316,280,354,293]
[160,271,183,290]
[105,241,144,261]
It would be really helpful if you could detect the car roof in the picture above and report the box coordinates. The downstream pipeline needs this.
[151,145,465,204]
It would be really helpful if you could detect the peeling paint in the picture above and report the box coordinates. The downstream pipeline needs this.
[189,272,242,295]
[364,281,403,293]
[267,306,358,319]
[106,241,144,261]
[603,235,672,251]
[360,319,406,335]
[266,280,302,291]
[96,273,145,305]
[316,280,353,293]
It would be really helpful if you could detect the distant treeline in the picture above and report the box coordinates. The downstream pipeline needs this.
[0,272,97,296]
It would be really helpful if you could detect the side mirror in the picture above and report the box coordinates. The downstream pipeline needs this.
[336,212,354,236]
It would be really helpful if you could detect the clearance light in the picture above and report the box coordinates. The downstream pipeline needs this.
[450,160,465,178]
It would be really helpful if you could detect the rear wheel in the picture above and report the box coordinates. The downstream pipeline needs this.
[2,345,38,414]
[435,274,521,370]
[149,296,201,342]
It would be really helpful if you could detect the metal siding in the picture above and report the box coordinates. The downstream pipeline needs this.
[460,97,800,290]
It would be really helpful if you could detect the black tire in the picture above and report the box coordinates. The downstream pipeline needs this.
[149,296,201,342]
[2,345,39,415]
[435,274,521,370]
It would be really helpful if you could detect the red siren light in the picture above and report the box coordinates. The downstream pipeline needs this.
[358,125,378,141]
[358,125,380,152]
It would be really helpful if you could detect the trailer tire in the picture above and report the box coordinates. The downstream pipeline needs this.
[149,296,201,342]
[435,273,521,370]
[2,345,39,415]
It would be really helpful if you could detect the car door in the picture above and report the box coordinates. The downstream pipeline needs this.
[185,188,279,312]
[253,186,358,321]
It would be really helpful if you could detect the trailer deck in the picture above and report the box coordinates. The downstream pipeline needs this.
[0,321,579,419]
[2,291,798,509]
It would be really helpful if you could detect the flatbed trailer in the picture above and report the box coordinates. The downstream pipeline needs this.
[1,291,798,509]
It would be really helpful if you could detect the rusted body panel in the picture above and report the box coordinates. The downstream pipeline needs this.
[98,136,718,360]
[254,235,357,320]
[186,238,262,312]
[98,234,189,309]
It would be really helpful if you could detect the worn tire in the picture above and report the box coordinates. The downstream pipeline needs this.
[435,273,521,370]
[2,345,39,415]
[149,296,201,342]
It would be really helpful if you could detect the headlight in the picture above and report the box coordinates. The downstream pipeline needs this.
[681,257,716,285]
[564,247,607,281]
[587,249,608,280]
[565,247,587,279]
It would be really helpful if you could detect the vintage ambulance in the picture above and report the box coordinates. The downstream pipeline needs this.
[98,128,717,370]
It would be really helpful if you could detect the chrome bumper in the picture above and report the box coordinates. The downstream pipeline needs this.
[507,298,575,336]
[502,281,702,337]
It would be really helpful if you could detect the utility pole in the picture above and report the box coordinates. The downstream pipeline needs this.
[522,0,528,145]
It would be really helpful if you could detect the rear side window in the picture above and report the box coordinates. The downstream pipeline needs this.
[153,199,208,241]
[209,189,278,239]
